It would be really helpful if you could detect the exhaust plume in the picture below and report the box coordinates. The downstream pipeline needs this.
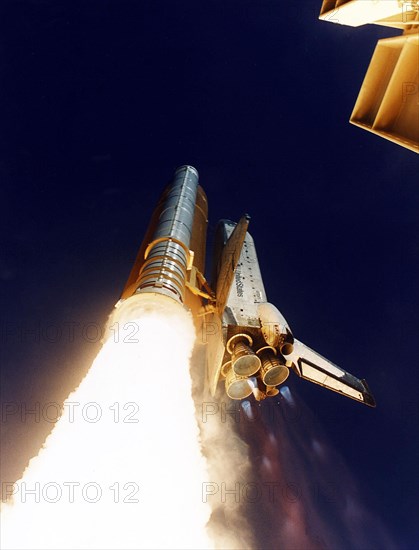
[1,294,213,550]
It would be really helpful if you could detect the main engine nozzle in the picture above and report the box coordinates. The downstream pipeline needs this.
[228,334,261,376]
[257,347,289,387]
[225,366,253,400]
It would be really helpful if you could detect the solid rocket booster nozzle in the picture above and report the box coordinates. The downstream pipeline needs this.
[135,166,199,303]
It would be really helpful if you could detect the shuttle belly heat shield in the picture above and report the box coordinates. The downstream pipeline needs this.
[124,165,200,304]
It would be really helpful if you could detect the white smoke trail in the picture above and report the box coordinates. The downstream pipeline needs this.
[195,380,396,550]
[1,294,213,550]
[189,341,257,549]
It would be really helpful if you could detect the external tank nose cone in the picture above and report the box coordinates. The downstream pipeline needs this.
[175,165,199,178]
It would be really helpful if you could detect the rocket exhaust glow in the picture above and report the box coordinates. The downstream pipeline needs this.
[1,293,213,549]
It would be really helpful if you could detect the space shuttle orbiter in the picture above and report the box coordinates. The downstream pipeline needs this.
[117,165,376,407]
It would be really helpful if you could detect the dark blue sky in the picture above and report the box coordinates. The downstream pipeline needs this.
[1,2,418,548]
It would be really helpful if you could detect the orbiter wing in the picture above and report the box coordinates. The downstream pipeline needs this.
[287,339,376,407]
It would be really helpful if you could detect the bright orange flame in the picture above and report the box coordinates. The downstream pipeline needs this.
[1,294,213,550]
